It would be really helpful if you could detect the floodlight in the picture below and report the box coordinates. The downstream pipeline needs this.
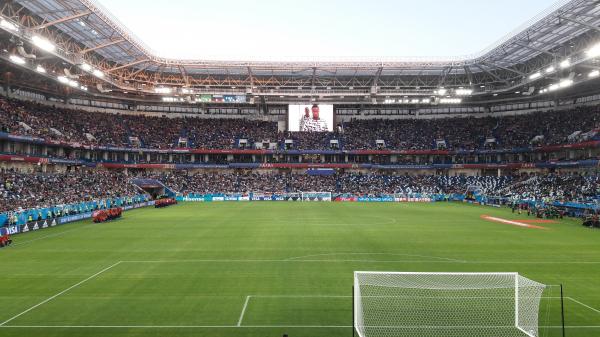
[559,79,573,88]
[559,59,570,69]
[545,66,555,74]
[529,72,542,80]
[57,76,69,84]
[162,97,183,102]
[440,98,462,104]
[0,19,18,31]
[80,63,92,71]
[36,65,46,73]
[32,35,55,52]
[589,70,600,78]
[154,87,172,94]
[455,88,473,96]
[9,55,25,65]
[92,69,104,78]
[586,43,600,58]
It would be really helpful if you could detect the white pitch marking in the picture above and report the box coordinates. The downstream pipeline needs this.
[252,295,350,298]
[12,223,99,247]
[0,325,598,329]
[285,252,465,263]
[567,297,600,314]
[0,325,351,328]
[119,259,600,264]
[237,296,251,327]
[251,295,568,300]
[469,261,600,264]
[1,291,598,328]
[121,259,461,264]
[0,261,122,326]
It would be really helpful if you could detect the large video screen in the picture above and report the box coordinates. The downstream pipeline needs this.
[288,104,334,132]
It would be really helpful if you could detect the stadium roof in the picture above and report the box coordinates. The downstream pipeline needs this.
[1,0,600,103]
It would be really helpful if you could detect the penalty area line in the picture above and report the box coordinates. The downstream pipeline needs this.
[118,259,600,265]
[285,252,465,263]
[567,297,600,314]
[12,222,100,247]
[0,261,122,327]
[120,259,465,264]
[237,296,251,327]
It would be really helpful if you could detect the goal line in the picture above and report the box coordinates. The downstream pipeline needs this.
[1,325,598,329]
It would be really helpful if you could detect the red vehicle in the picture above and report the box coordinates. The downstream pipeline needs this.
[0,234,12,248]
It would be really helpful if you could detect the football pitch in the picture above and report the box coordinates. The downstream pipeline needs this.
[0,202,598,337]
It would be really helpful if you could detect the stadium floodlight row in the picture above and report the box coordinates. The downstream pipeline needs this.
[1,0,600,105]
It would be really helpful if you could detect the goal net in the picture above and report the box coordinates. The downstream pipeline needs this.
[301,191,332,201]
[354,272,546,337]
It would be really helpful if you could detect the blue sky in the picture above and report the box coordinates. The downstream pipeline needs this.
[98,0,561,61]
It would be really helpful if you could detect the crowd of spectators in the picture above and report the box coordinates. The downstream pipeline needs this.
[336,174,515,195]
[151,171,517,196]
[0,169,140,214]
[153,171,599,204]
[504,174,600,204]
[342,107,600,150]
[2,97,599,151]
[0,98,131,147]
[2,168,599,215]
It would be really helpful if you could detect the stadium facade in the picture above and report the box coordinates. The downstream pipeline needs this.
[1,3,599,335]
[0,0,599,221]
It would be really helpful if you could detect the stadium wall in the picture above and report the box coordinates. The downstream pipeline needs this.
[0,195,153,233]
[171,193,597,217]
[4,86,599,121]
[1,88,283,122]
[2,201,156,236]
[2,153,598,174]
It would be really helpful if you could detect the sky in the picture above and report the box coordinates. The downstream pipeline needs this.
[97,0,561,61]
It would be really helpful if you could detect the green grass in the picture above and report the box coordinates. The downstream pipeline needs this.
[0,202,598,337]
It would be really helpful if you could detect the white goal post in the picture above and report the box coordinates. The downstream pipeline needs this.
[301,191,332,201]
[354,272,546,337]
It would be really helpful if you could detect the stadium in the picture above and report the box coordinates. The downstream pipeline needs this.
[0,0,599,336]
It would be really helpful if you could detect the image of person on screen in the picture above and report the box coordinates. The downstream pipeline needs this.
[300,104,328,132]
[299,107,311,132]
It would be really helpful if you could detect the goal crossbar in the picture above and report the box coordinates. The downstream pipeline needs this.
[356,271,519,276]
